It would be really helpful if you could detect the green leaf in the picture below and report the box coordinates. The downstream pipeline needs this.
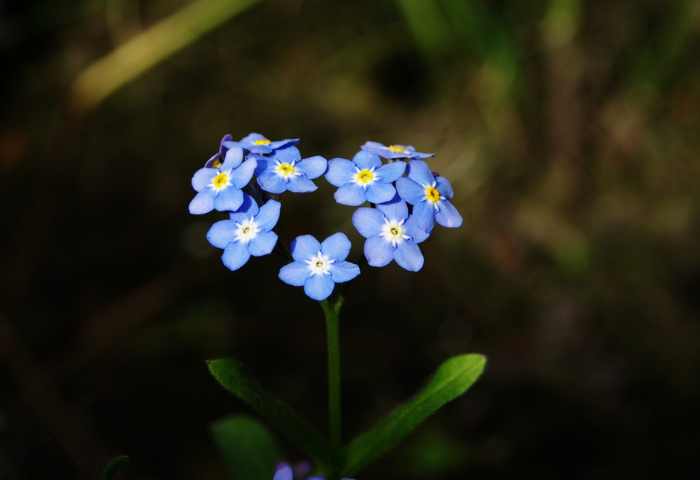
[208,358,332,470]
[342,354,486,477]
[211,415,283,480]
[99,455,129,480]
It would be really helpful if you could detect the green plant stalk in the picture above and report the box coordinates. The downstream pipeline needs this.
[320,296,344,476]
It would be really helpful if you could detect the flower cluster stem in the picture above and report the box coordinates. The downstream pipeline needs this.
[320,296,344,476]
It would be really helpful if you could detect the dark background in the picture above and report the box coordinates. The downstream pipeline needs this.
[2,0,700,478]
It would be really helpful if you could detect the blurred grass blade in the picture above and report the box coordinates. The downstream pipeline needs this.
[341,354,486,477]
[99,455,128,480]
[212,415,283,480]
[69,0,263,113]
[208,358,332,470]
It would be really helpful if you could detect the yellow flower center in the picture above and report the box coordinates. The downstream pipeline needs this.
[242,226,251,235]
[279,163,295,175]
[213,172,229,188]
[357,169,374,184]
[425,186,440,203]
[212,159,222,168]
[316,261,324,268]
[254,139,271,145]
[388,145,407,153]
[390,226,400,236]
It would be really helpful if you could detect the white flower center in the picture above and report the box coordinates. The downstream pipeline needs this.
[274,160,300,180]
[210,169,233,191]
[305,250,335,276]
[234,217,261,244]
[422,181,445,211]
[380,218,411,247]
[352,166,380,189]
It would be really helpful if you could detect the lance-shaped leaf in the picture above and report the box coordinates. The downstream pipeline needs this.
[208,358,332,470]
[211,415,283,480]
[99,455,129,480]
[341,354,486,477]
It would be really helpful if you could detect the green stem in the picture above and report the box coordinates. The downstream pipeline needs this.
[320,296,344,475]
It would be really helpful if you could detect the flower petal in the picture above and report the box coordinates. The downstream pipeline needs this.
[321,232,351,262]
[412,200,436,232]
[394,241,424,272]
[352,150,382,170]
[188,189,215,214]
[376,193,408,221]
[364,235,393,267]
[213,186,243,212]
[255,199,281,231]
[304,274,335,301]
[403,216,430,243]
[271,145,301,164]
[406,159,435,186]
[295,155,327,179]
[435,199,463,228]
[191,168,217,192]
[240,133,267,143]
[220,146,243,170]
[228,193,259,220]
[375,160,406,183]
[221,241,251,271]
[279,261,310,286]
[269,138,299,150]
[286,176,318,193]
[334,183,366,206]
[273,466,293,480]
[290,235,322,262]
[329,261,360,283]
[364,181,396,204]
[396,177,424,204]
[258,171,287,194]
[352,208,385,238]
[206,220,237,249]
[435,175,454,199]
[248,231,278,256]
[252,155,271,176]
[231,158,257,189]
[325,158,357,187]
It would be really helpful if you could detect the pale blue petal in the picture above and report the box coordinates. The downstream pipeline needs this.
[270,145,301,164]
[286,176,317,193]
[362,141,387,150]
[191,168,217,192]
[325,158,356,187]
[412,200,436,232]
[365,182,396,204]
[321,232,351,262]
[228,193,258,222]
[406,159,435,186]
[394,241,424,272]
[220,146,243,170]
[412,151,434,159]
[335,183,366,206]
[435,175,454,199]
[329,261,360,283]
[364,235,393,267]
[188,189,215,214]
[258,171,287,194]
[221,241,251,271]
[231,158,257,188]
[269,138,299,150]
[279,262,310,286]
[295,155,327,179]
[403,216,430,243]
[375,160,406,183]
[255,199,281,231]
[206,220,237,249]
[240,133,267,143]
[435,200,463,228]
[290,235,322,262]
[252,155,272,176]
[352,208,385,238]
[273,466,293,480]
[376,193,408,221]
[352,150,382,170]
[304,274,335,301]
[396,177,424,204]
[248,231,278,256]
[213,186,243,212]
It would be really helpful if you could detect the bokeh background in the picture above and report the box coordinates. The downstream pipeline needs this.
[2,0,700,478]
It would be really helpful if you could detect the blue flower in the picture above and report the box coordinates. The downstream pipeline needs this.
[325,150,406,206]
[206,195,281,271]
[189,147,257,215]
[273,465,354,480]
[361,141,434,160]
[396,160,462,232]
[279,233,360,301]
[254,146,327,194]
[204,134,232,168]
[224,132,299,155]
[353,194,430,271]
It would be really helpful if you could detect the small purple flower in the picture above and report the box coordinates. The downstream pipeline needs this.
[204,134,233,168]
[361,141,434,160]
[353,194,430,271]
[325,150,406,206]
[279,233,360,301]
[396,160,462,232]
[224,132,299,155]
[254,146,327,194]
[273,465,354,480]
[189,147,257,214]
[206,196,281,271]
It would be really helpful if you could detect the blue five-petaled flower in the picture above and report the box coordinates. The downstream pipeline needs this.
[396,159,462,232]
[225,132,299,155]
[361,141,434,160]
[325,150,406,206]
[273,465,354,480]
[353,194,430,272]
[206,195,281,271]
[204,134,232,168]
[279,233,360,301]
[254,146,328,194]
[189,147,257,215]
